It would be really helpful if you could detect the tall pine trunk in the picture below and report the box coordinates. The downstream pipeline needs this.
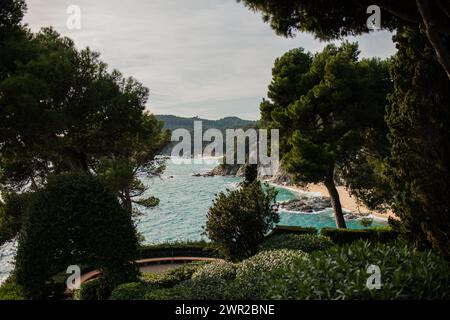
[324,178,347,229]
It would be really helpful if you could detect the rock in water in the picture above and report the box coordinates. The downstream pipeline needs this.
[280,195,331,212]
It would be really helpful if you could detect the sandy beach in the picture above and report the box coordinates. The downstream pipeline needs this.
[271,182,396,220]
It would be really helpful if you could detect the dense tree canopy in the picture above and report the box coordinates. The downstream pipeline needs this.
[15,173,138,299]
[0,25,169,221]
[385,25,450,256]
[238,0,450,79]
[239,0,450,255]
[262,43,392,228]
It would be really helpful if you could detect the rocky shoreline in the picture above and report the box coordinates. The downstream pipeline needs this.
[279,196,331,213]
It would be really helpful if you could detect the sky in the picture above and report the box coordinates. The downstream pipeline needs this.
[24,0,397,120]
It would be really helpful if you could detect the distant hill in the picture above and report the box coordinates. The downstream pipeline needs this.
[155,115,256,131]
[155,115,258,155]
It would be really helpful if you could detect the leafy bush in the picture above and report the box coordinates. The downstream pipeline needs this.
[108,241,450,300]
[260,234,333,252]
[137,241,216,259]
[15,173,139,299]
[0,276,24,300]
[150,263,207,287]
[159,250,304,300]
[192,261,237,281]
[111,263,208,300]
[109,282,150,300]
[359,217,374,227]
[264,240,450,299]
[320,227,398,245]
[77,278,113,300]
[230,249,305,299]
[205,182,279,261]
[267,225,318,237]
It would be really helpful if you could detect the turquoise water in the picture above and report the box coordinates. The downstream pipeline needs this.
[137,159,386,244]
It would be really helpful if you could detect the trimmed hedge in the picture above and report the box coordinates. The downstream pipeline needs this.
[137,241,216,259]
[76,278,113,300]
[320,227,398,245]
[260,234,333,252]
[267,225,318,238]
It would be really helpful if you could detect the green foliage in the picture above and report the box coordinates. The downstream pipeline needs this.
[0,25,170,217]
[0,191,32,245]
[110,263,207,300]
[265,240,450,299]
[77,278,113,301]
[260,234,333,252]
[261,42,392,228]
[320,227,398,245]
[15,173,138,299]
[229,249,304,299]
[359,217,374,227]
[385,25,450,257]
[170,262,237,300]
[109,282,149,300]
[0,276,24,300]
[149,263,206,288]
[137,241,215,259]
[112,240,450,300]
[205,182,279,261]
[268,225,317,236]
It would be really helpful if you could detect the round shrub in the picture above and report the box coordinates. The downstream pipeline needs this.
[264,240,450,300]
[109,282,149,300]
[205,182,279,261]
[259,234,334,252]
[15,172,139,299]
[192,261,237,281]
[77,278,113,300]
[231,249,305,299]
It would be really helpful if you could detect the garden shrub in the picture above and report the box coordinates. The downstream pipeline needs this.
[107,241,450,300]
[320,227,398,245]
[137,241,216,259]
[15,173,139,299]
[160,250,304,300]
[109,282,150,300]
[191,261,237,281]
[264,240,450,300]
[230,249,305,299]
[151,263,207,287]
[205,182,279,261]
[0,276,24,300]
[77,278,113,300]
[111,263,208,300]
[259,234,333,252]
[267,226,318,237]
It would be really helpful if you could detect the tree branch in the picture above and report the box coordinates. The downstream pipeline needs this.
[416,0,450,80]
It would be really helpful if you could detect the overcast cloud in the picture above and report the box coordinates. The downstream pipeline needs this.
[24,0,396,120]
